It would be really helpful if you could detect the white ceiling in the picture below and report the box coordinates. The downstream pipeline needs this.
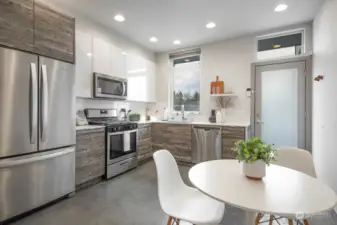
[54,0,325,52]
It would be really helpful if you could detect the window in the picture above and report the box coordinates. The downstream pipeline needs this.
[257,30,304,60]
[172,55,200,112]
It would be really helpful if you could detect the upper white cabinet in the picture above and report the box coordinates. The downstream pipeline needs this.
[146,59,156,102]
[126,53,156,102]
[110,44,126,79]
[93,37,110,75]
[75,30,156,102]
[75,30,93,98]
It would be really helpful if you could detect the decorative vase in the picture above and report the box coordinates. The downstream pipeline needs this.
[220,108,226,123]
[242,160,266,180]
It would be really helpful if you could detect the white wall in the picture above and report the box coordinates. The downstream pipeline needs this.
[39,0,155,116]
[313,0,337,198]
[154,23,313,123]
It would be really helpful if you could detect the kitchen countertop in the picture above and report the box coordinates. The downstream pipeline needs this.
[137,120,250,127]
[76,125,105,131]
[76,121,250,131]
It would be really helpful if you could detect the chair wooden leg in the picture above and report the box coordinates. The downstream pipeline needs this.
[288,219,294,225]
[269,215,273,225]
[167,216,173,225]
[255,213,262,225]
[303,219,309,225]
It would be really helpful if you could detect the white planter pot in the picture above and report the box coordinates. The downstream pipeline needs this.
[243,160,266,180]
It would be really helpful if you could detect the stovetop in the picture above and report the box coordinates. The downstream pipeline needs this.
[88,120,137,126]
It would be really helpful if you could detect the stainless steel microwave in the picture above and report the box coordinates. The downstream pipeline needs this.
[93,73,127,100]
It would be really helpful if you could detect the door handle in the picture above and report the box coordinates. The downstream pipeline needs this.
[30,63,38,144]
[256,119,264,125]
[41,65,48,142]
[0,148,74,168]
[122,82,126,96]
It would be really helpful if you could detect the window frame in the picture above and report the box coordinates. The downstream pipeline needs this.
[256,28,306,59]
[170,55,202,115]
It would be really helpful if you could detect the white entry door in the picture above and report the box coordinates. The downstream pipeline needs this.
[254,61,306,148]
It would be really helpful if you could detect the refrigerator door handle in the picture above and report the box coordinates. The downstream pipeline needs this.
[30,63,38,144]
[0,148,74,169]
[41,64,49,142]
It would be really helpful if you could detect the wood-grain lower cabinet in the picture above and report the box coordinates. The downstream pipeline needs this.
[222,126,246,159]
[76,128,105,187]
[0,0,34,52]
[137,123,152,163]
[152,123,192,163]
[34,1,75,63]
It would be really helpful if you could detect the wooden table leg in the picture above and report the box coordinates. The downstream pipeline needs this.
[288,219,294,225]
[255,213,262,225]
[167,216,173,225]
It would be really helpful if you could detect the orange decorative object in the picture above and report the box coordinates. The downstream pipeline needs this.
[220,80,225,94]
[210,76,225,94]
[210,81,216,94]
[216,76,220,94]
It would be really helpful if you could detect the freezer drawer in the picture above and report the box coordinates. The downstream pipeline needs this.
[0,147,75,222]
[192,126,222,163]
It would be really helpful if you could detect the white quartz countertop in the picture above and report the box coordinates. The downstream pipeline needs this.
[76,125,105,131]
[137,120,250,127]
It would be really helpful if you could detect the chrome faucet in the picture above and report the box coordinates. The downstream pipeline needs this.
[181,105,187,120]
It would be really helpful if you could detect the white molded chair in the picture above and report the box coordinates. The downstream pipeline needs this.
[153,150,225,225]
[256,147,316,225]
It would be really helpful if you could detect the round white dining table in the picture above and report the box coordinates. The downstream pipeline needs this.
[189,160,337,225]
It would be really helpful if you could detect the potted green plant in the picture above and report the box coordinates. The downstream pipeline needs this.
[233,137,277,180]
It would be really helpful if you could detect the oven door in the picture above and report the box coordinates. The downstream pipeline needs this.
[94,73,127,99]
[107,130,137,165]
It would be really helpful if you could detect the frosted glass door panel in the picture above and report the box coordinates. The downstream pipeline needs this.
[255,61,306,149]
[260,69,298,147]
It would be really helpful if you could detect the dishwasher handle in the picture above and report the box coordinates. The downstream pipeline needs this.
[193,126,221,131]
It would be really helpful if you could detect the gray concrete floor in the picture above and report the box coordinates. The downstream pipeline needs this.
[9,161,337,225]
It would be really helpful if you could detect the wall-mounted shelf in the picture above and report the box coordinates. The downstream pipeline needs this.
[210,92,237,108]
[210,92,237,97]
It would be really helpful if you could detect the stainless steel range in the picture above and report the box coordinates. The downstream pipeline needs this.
[85,109,138,179]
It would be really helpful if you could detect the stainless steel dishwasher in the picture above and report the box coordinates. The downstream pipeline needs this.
[192,126,222,163]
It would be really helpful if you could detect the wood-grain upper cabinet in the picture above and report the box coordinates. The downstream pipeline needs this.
[0,0,34,52]
[34,1,75,63]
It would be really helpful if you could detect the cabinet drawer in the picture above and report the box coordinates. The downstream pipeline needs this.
[0,0,34,52]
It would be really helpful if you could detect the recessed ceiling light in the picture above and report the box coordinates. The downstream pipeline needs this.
[206,22,216,29]
[86,52,92,57]
[122,52,127,55]
[150,37,158,42]
[114,14,125,22]
[173,40,181,45]
[275,4,288,12]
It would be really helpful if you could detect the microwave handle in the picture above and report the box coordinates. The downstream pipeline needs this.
[122,82,126,96]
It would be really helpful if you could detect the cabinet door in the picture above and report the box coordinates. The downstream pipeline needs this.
[145,60,156,102]
[126,54,147,102]
[152,123,192,163]
[110,44,126,79]
[75,30,93,98]
[92,37,110,75]
[0,0,34,52]
[34,1,75,63]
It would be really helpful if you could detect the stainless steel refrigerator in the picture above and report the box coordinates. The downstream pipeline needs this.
[0,47,76,222]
